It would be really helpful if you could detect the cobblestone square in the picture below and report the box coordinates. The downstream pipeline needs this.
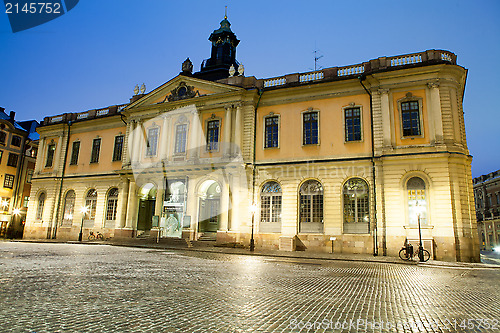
[0,242,498,332]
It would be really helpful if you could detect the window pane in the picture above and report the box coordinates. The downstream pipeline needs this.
[265,116,279,148]
[146,128,159,156]
[207,120,219,151]
[401,101,421,136]
[407,177,426,225]
[90,139,101,163]
[70,141,80,165]
[175,124,187,154]
[46,144,56,167]
[303,112,319,145]
[112,136,124,161]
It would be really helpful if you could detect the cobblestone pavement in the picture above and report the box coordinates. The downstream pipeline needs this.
[0,242,499,333]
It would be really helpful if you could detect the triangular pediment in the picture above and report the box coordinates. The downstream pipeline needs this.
[126,75,243,109]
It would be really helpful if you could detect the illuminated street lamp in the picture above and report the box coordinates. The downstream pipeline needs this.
[13,208,21,216]
[249,203,258,252]
[78,206,88,242]
[415,202,425,262]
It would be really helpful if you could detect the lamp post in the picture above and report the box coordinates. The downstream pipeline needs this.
[249,203,258,252]
[78,206,88,242]
[415,202,425,262]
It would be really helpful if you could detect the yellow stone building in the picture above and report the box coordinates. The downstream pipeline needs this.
[23,17,479,262]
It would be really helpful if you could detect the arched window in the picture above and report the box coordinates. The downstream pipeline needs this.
[85,189,98,221]
[106,188,119,221]
[36,192,46,220]
[299,180,323,233]
[260,181,282,233]
[62,190,75,226]
[343,178,370,234]
[407,177,427,225]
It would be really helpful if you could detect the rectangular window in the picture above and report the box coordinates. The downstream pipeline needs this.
[7,153,18,167]
[90,138,101,163]
[401,101,421,137]
[264,116,279,148]
[146,128,159,156]
[11,135,22,147]
[174,124,187,154]
[1,197,10,211]
[496,193,500,205]
[23,196,29,208]
[106,199,118,221]
[26,169,33,183]
[0,132,6,145]
[3,174,14,189]
[0,150,3,163]
[112,135,124,161]
[70,141,80,165]
[303,112,319,145]
[46,144,56,167]
[207,120,220,151]
[345,107,361,142]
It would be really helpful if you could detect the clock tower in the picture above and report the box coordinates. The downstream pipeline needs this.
[194,14,240,81]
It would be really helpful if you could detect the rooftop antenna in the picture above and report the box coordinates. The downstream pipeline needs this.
[313,42,323,71]
[224,5,227,19]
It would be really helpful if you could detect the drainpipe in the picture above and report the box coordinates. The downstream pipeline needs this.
[51,120,72,239]
[359,75,378,256]
[249,89,264,251]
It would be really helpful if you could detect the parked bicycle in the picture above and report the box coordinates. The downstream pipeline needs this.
[399,241,430,262]
[88,231,104,241]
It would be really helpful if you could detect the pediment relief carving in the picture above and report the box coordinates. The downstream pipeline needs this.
[167,82,201,102]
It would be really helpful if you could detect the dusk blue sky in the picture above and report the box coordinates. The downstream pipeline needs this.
[1,1,499,177]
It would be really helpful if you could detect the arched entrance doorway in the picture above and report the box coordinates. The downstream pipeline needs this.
[137,183,156,232]
[198,180,221,236]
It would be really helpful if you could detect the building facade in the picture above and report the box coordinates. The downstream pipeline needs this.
[0,108,38,238]
[473,170,500,251]
[23,17,479,262]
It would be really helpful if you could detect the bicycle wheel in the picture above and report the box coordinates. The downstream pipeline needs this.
[97,233,103,241]
[422,249,431,262]
[399,248,410,260]
[88,234,95,241]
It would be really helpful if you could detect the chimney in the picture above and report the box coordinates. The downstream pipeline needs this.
[9,111,15,122]
[0,107,5,113]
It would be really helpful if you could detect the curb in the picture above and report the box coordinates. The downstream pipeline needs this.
[10,239,499,269]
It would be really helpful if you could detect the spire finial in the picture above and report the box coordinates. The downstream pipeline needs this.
[224,6,227,19]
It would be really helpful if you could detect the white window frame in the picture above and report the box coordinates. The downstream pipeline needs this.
[342,104,364,143]
[300,109,321,146]
[263,113,281,149]
[397,94,424,139]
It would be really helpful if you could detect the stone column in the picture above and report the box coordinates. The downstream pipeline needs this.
[34,137,46,173]
[159,116,169,161]
[133,120,143,163]
[224,105,233,157]
[428,82,444,144]
[125,180,137,230]
[379,89,392,147]
[234,105,242,157]
[155,188,164,217]
[124,120,134,165]
[219,180,230,232]
[188,110,200,160]
[116,178,129,229]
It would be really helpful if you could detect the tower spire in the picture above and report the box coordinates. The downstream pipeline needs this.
[224,6,227,19]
